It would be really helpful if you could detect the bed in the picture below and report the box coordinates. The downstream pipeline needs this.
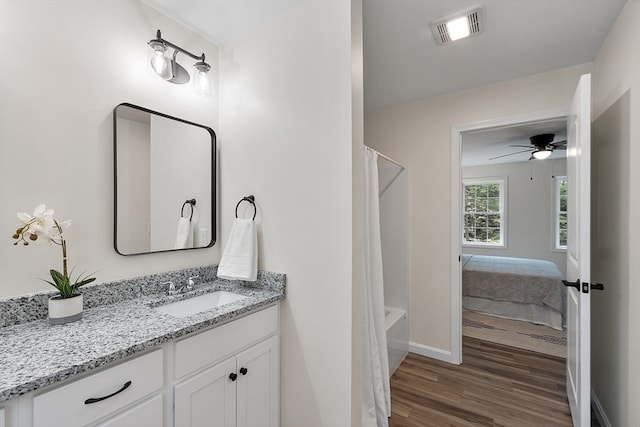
[462,254,565,330]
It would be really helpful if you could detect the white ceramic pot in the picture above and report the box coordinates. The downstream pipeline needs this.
[48,293,83,325]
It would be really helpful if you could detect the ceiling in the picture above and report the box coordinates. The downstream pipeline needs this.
[142,0,309,45]
[362,0,626,110]
[145,0,626,111]
[461,118,567,167]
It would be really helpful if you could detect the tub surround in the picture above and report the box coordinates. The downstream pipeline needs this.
[0,266,286,403]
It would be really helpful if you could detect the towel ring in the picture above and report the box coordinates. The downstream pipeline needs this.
[235,195,256,220]
[181,198,196,221]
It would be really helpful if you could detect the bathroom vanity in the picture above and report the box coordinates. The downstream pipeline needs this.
[0,267,285,427]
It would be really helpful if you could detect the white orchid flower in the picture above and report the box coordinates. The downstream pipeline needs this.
[15,204,67,242]
[12,204,95,298]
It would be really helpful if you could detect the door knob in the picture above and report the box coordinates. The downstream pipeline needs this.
[591,283,604,291]
[229,372,238,381]
[239,367,248,375]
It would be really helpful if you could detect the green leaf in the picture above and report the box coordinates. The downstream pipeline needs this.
[49,269,67,286]
[75,277,96,287]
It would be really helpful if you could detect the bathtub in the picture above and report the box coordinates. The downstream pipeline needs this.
[385,306,409,376]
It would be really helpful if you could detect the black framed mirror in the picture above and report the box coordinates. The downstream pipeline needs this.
[113,103,216,255]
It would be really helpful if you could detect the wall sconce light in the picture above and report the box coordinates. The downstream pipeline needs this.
[147,29,212,96]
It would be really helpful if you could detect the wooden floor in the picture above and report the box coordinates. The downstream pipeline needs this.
[389,337,573,427]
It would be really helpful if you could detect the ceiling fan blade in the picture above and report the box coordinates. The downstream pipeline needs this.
[509,144,534,148]
[489,148,533,161]
[554,146,567,150]
[550,139,567,148]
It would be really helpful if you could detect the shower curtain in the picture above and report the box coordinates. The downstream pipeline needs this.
[362,147,391,427]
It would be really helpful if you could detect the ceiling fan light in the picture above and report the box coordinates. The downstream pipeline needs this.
[533,149,552,160]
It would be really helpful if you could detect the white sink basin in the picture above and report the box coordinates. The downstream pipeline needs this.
[154,291,247,318]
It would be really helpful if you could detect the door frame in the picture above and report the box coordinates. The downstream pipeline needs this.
[449,107,569,364]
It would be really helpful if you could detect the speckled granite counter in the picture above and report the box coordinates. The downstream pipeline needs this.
[0,266,285,403]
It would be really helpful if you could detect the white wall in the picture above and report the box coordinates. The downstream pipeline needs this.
[365,63,591,353]
[218,0,362,425]
[462,159,567,276]
[0,0,219,296]
[379,163,409,310]
[115,117,151,254]
[591,0,640,425]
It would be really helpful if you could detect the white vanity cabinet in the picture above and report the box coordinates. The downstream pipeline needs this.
[32,349,164,427]
[173,305,279,427]
[4,304,280,427]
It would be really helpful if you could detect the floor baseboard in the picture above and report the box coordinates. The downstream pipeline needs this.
[409,342,453,363]
[591,390,611,427]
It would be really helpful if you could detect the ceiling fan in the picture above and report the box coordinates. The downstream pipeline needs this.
[489,133,567,161]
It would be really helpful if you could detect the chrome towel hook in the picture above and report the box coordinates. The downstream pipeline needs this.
[235,195,256,220]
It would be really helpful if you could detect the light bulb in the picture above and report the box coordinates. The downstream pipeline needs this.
[147,41,172,80]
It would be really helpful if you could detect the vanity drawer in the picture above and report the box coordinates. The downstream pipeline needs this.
[33,349,163,427]
[175,305,278,379]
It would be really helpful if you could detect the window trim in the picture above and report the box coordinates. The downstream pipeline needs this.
[553,175,568,252]
[462,177,507,248]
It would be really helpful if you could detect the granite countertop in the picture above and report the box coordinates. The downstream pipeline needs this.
[0,269,285,403]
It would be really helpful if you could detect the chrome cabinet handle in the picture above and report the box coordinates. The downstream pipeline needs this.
[84,380,132,404]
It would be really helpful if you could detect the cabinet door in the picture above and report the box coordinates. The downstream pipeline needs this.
[175,357,237,427]
[236,336,279,427]
[95,394,163,427]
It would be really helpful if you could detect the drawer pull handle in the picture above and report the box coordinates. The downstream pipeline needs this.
[84,380,132,404]
[239,367,248,375]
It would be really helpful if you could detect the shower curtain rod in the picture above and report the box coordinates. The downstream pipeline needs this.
[365,145,406,169]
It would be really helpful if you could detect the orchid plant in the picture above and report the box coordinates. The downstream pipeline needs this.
[12,204,95,298]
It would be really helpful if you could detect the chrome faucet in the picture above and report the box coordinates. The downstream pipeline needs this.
[162,281,177,296]
[163,276,199,296]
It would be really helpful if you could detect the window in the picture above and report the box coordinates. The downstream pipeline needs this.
[555,176,568,250]
[463,178,506,247]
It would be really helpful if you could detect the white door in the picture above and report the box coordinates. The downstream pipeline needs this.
[565,73,591,427]
[236,336,279,427]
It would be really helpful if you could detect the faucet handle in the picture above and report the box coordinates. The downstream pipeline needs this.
[188,275,199,287]
[161,281,176,295]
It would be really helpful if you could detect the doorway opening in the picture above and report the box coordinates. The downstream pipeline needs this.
[449,108,569,364]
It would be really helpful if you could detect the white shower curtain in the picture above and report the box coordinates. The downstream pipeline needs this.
[362,147,391,427]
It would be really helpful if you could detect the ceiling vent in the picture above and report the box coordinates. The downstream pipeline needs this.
[431,5,485,46]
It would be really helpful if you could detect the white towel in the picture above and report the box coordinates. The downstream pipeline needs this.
[174,217,191,249]
[217,218,257,281]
